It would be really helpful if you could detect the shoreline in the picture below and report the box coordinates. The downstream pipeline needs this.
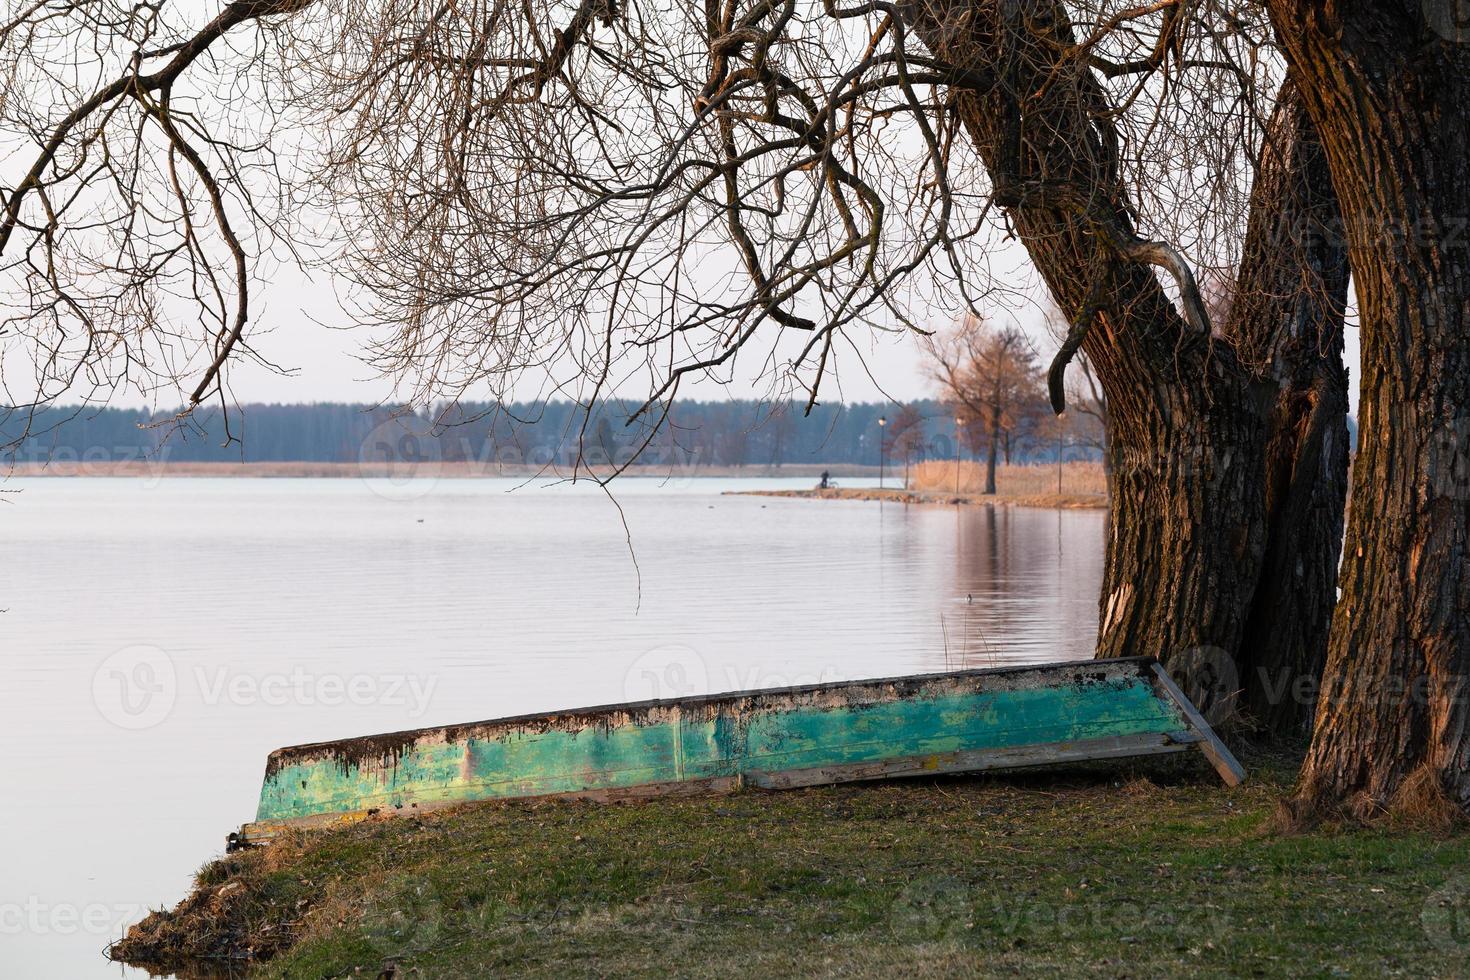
[727,486,1108,510]
[108,743,1470,978]
[0,461,879,480]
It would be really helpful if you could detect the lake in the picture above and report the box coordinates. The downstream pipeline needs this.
[1,476,1104,976]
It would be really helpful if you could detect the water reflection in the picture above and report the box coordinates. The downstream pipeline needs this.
[2,478,1104,976]
[938,502,1104,670]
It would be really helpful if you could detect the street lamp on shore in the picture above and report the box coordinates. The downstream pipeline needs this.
[1057,420,1065,495]
[877,415,887,489]
[954,416,965,496]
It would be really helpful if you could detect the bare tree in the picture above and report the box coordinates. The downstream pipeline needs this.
[0,0,1381,743]
[924,314,1039,494]
[0,0,315,443]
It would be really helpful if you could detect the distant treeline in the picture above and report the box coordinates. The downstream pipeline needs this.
[1,400,1099,467]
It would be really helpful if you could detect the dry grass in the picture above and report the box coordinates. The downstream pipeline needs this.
[731,461,1107,510]
[731,486,1106,510]
[910,460,1106,498]
[1279,765,1469,836]
[110,745,1470,979]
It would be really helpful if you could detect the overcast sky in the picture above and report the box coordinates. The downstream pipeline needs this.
[189,253,1057,410]
[211,257,1360,417]
[0,6,1361,420]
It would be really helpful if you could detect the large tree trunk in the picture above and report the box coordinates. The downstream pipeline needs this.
[1267,2,1470,814]
[905,1,1349,729]
[1230,82,1352,735]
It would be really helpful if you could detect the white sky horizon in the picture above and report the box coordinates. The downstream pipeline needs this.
[89,258,1359,418]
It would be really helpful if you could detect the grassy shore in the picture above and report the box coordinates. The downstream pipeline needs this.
[113,745,1470,978]
[732,461,1108,510]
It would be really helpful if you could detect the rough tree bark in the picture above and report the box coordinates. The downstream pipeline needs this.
[1230,82,1352,733]
[904,1,1348,730]
[1267,2,1470,814]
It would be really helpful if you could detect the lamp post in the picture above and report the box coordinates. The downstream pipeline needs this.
[877,415,887,489]
[954,416,964,496]
[1057,422,1064,495]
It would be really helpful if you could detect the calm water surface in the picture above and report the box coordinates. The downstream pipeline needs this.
[2,476,1104,976]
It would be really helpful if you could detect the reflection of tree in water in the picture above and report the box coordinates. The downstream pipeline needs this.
[944,505,1104,669]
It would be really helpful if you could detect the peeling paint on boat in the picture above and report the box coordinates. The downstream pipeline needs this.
[238,657,1241,843]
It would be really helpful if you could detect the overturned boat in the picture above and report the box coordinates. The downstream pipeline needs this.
[232,656,1243,847]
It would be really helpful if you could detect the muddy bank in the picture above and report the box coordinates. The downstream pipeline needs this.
[109,836,313,973]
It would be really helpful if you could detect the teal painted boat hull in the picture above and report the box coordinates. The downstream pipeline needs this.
[235,657,1242,844]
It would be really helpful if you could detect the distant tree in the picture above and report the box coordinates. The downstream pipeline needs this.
[883,403,927,489]
[713,417,748,468]
[1004,391,1056,464]
[924,316,1041,494]
[764,407,798,468]
[588,416,619,467]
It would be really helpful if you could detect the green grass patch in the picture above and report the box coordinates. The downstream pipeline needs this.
[113,746,1470,978]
